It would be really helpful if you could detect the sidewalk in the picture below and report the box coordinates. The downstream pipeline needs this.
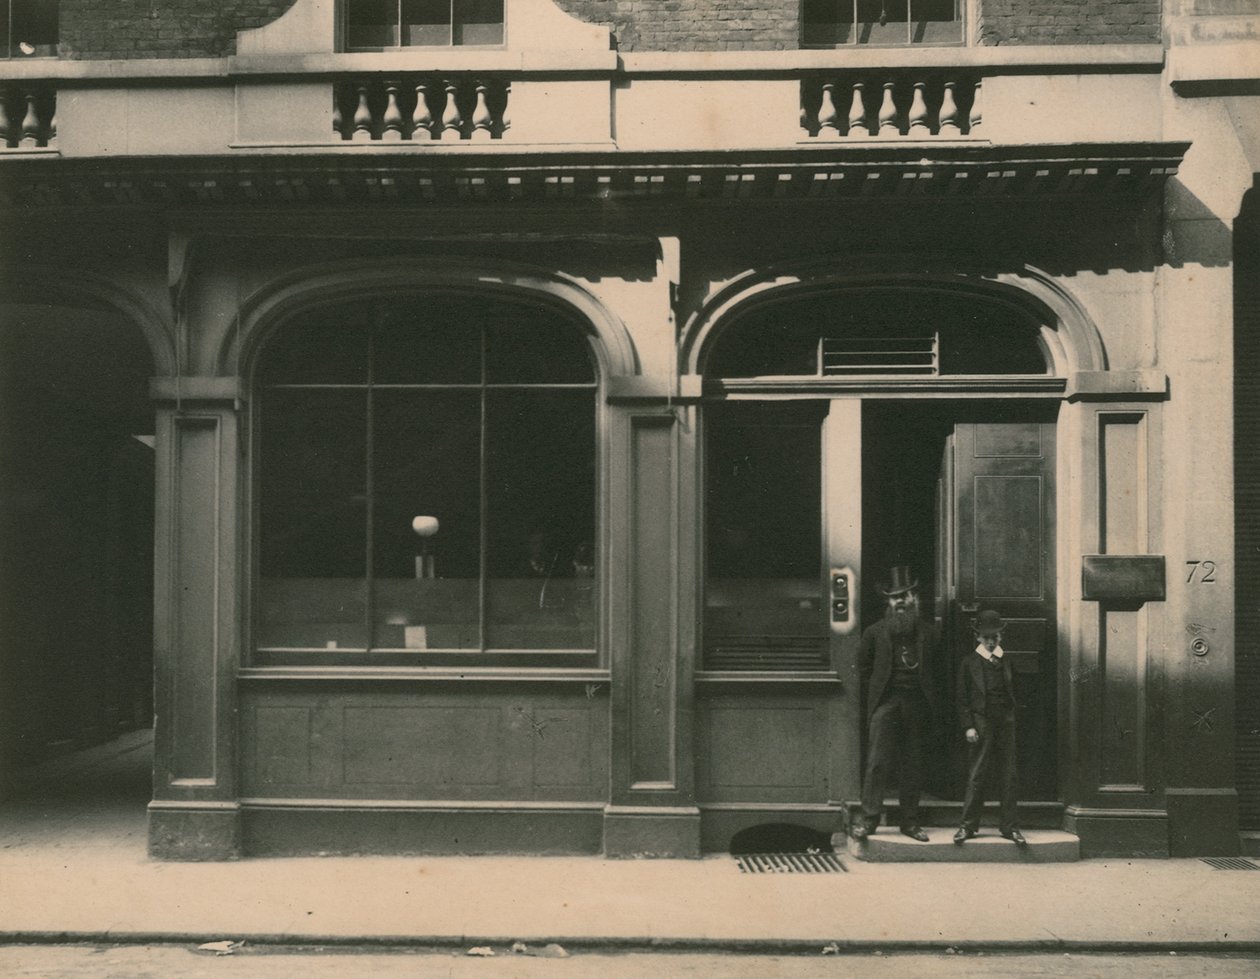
[2,732,1258,953]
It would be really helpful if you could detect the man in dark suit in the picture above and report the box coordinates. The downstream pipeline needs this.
[850,565,936,842]
[954,609,1026,845]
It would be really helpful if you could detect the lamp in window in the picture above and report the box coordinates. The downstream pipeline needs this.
[412,515,440,578]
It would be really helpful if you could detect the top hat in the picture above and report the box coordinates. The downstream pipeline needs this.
[974,609,1006,635]
[879,565,919,597]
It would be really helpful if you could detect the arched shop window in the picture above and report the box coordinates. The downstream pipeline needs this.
[254,294,598,667]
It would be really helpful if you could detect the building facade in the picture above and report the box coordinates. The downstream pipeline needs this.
[0,0,1256,860]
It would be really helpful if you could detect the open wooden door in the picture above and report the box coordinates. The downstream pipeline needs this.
[944,421,1058,801]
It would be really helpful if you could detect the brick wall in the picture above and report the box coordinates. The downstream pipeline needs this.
[977,0,1162,45]
[59,0,297,60]
[55,0,1162,59]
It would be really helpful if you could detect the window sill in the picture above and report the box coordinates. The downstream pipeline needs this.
[695,670,843,686]
[239,665,610,683]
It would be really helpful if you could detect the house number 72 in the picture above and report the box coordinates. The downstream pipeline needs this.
[1186,560,1217,583]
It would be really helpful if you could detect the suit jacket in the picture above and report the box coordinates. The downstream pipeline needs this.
[859,616,937,721]
[956,651,1016,731]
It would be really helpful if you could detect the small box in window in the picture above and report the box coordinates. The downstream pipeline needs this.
[404,625,428,650]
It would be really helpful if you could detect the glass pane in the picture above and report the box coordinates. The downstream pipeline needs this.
[402,0,451,45]
[347,0,398,47]
[912,0,961,42]
[485,304,594,384]
[372,300,482,385]
[704,403,825,668]
[453,0,504,44]
[802,0,854,45]
[485,390,596,649]
[857,0,909,44]
[257,389,369,650]
[256,303,369,385]
[372,390,482,649]
[10,0,58,57]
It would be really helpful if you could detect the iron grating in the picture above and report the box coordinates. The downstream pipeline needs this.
[1202,857,1260,870]
[735,852,846,874]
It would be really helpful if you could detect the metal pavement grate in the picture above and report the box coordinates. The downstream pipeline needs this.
[1202,857,1260,870]
[735,852,846,874]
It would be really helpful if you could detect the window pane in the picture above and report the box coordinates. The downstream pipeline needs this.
[485,305,595,384]
[857,0,909,44]
[802,0,854,46]
[485,390,596,649]
[347,0,398,47]
[257,389,369,649]
[372,390,482,649]
[453,0,504,45]
[256,304,369,385]
[912,0,960,41]
[704,403,826,669]
[9,0,58,57]
[402,0,451,45]
[372,301,482,385]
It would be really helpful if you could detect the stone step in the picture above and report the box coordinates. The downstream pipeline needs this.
[837,827,1080,863]
[844,800,1065,830]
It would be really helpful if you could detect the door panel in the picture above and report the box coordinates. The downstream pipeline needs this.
[950,421,1057,801]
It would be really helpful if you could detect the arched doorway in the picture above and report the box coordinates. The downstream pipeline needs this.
[690,275,1073,842]
[0,291,156,810]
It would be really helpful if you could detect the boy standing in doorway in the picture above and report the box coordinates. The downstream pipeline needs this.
[954,609,1027,846]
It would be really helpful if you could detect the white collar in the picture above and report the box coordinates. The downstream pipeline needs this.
[976,644,1004,661]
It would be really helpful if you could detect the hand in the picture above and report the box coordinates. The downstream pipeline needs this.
[965,727,979,744]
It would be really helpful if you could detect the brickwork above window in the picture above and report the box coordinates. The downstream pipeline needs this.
[978,0,1162,46]
[58,0,297,60]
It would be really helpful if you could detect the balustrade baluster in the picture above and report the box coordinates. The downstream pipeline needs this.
[878,81,899,136]
[501,83,511,138]
[817,82,840,140]
[441,82,464,139]
[938,81,960,136]
[908,81,929,134]
[332,89,344,140]
[20,91,42,148]
[0,90,11,148]
[470,82,493,142]
[847,82,868,136]
[412,83,435,140]
[352,84,372,141]
[47,105,55,144]
[382,81,404,141]
[969,80,983,135]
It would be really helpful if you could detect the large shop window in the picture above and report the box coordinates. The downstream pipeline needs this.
[345,0,504,48]
[802,0,962,46]
[254,295,597,667]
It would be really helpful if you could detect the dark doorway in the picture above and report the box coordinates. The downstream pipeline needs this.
[0,298,155,796]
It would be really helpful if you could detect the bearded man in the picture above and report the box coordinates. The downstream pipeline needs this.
[850,565,937,842]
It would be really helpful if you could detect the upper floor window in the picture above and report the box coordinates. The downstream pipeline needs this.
[802,0,962,46]
[2,0,57,58]
[346,0,504,49]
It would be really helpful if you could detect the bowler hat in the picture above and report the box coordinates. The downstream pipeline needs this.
[879,565,919,597]
[974,609,1006,634]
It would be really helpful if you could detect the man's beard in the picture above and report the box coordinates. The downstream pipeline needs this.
[889,606,919,637]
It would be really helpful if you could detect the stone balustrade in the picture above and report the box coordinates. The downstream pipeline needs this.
[801,74,982,139]
[333,77,509,143]
[0,85,56,150]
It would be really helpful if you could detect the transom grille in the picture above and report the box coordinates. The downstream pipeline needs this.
[820,334,939,375]
[704,636,830,671]
[736,852,846,874]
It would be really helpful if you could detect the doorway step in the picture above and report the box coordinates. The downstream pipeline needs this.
[838,827,1080,862]
[846,800,1065,830]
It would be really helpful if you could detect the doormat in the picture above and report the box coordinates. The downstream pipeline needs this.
[735,852,846,873]
[1201,857,1260,870]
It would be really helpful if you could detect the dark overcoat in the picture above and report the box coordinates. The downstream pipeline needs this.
[955,651,1017,731]
[859,616,938,722]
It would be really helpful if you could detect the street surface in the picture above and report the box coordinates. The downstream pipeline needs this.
[0,947,1259,978]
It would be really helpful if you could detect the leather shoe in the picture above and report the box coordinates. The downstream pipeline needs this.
[900,825,930,842]
[953,827,975,845]
[1002,829,1028,846]
[850,823,870,841]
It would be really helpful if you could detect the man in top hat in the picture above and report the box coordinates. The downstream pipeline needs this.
[954,609,1026,845]
[851,564,937,842]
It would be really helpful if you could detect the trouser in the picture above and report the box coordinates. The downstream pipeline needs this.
[961,710,1018,833]
[858,686,929,830]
